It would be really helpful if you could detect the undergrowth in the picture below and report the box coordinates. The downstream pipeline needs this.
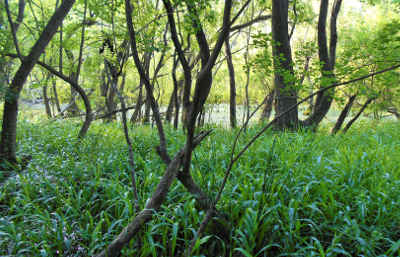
[0,119,399,256]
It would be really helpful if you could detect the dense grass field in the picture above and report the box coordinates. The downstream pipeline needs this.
[0,119,400,256]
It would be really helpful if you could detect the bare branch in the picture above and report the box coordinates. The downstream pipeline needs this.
[4,0,25,58]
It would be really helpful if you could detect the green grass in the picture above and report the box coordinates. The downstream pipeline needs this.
[1,119,400,256]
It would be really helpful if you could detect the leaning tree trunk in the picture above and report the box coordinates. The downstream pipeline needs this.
[0,0,76,166]
[271,0,298,129]
[331,94,356,134]
[342,97,375,133]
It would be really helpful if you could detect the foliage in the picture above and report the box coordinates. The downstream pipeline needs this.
[1,120,400,256]
[337,4,400,117]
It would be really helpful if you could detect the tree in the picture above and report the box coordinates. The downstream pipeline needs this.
[271,0,298,129]
[0,0,76,168]
[264,0,342,129]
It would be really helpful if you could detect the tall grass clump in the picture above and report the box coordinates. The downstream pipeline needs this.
[0,119,399,256]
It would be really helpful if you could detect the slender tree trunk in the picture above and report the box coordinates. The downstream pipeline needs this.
[342,97,375,133]
[141,53,152,124]
[331,94,356,134]
[131,82,143,123]
[0,0,76,166]
[52,79,61,114]
[243,11,253,125]
[225,36,237,128]
[307,75,314,112]
[66,72,80,116]
[165,87,176,123]
[166,93,175,121]
[42,85,52,118]
[143,94,151,124]
[271,0,298,129]
[174,82,182,129]
[166,57,179,123]
[260,90,274,122]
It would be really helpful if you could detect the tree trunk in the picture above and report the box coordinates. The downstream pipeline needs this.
[43,85,52,118]
[165,87,176,123]
[103,60,120,122]
[225,36,237,128]
[331,94,356,134]
[166,56,180,124]
[131,82,144,123]
[271,0,298,129]
[66,72,80,116]
[0,0,76,166]
[342,97,375,133]
[52,79,61,114]
[174,82,182,129]
[302,0,342,127]
[143,94,151,124]
[260,90,274,122]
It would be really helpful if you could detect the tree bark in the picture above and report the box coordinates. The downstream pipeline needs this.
[0,0,76,165]
[271,0,298,129]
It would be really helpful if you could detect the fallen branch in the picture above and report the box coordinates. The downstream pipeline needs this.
[94,130,212,257]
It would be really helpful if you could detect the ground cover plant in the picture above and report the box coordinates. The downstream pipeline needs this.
[1,119,399,256]
[1,0,400,256]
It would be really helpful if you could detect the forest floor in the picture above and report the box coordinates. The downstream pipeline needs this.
[0,118,399,256]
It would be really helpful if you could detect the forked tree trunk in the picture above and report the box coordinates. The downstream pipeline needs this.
[342,97,375,133]
[0,0,76,166]
[331,94,356,134]
[302,0,342,128]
